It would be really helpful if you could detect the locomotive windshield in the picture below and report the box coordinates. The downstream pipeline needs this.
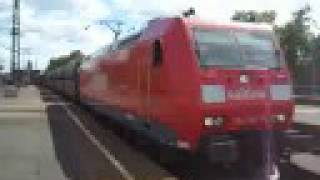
[194,29,281,69]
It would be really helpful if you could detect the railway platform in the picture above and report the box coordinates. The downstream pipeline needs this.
[0,85,66,180]
[295,105,320,125]
[292,105,320,176]
[0,85,175,180]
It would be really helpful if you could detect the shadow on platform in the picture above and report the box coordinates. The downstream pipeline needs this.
[40,87,123,180]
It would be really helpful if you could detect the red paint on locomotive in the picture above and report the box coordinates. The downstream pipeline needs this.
[80,17,294,151]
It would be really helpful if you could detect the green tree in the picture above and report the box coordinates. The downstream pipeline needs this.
[232,10,276,23]
[46,50,84,71]
[312,36,320,65]
[277,5,312,79]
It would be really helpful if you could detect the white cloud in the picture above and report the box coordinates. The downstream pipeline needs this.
[110,0,314,24]
[0,0,113,72]
[73,0,110,20]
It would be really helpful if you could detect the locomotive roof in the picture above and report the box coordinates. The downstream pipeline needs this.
[149,17,274,31]
[186,18,272,29]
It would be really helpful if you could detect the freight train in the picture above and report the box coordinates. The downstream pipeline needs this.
[43,17,294,179]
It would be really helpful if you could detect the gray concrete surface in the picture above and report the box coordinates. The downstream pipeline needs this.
[295,105,320,125]
[292,105,320,177]
[0,86,66,180]
[291,153,320,176]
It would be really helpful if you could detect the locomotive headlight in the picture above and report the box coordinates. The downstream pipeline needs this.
[271,114,286,122]
[201,85,226,103]
[204,116,224,127]
[270,85,292,100]
[275,114,286,121]
[204,117,214,126]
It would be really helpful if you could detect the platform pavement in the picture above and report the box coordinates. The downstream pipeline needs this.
[0,86,47,112]
[291,153,320,176]
[0,86,66,180]
[295,105,320,125]
[293,104,320,176]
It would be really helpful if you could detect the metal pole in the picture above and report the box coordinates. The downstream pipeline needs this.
[114,22,122,42]
[10,0,20,84]
[11,0,16,80]
[35,57,37,70]
[16,0,20,73]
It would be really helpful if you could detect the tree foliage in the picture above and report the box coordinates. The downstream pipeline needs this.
[46,50,84,71]
[311,36,320,66]
[232,10,276,23]
[276,5,313,79]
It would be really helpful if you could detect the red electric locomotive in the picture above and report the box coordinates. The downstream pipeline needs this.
[80,17,294,175]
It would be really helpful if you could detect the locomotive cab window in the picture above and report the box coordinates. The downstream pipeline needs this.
[193,29,281,69]
[153,39,163,66]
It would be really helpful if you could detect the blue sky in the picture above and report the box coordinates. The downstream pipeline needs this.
[0,0,319,72]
